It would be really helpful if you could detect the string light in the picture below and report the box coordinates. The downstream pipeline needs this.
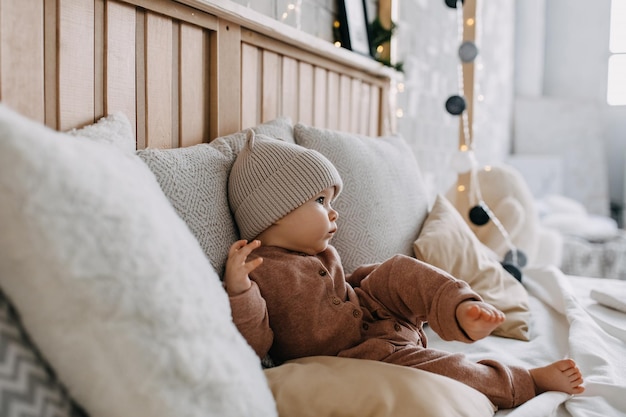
[280,1,301,30]
[444,0,525,282]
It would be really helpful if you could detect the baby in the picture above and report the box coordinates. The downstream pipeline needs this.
[224,131,584,409]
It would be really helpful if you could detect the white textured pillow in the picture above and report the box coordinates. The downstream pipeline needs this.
[137,118,294,276]
[265,356,496,417]
[0,105,277,417]
[67,112,136,154]
[294,124,429,274]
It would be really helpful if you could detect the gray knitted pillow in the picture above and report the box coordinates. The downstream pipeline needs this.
[294,124,429,274]
[137,118,294,276]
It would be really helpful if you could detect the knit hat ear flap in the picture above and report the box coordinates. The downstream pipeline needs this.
[228,129,343,241]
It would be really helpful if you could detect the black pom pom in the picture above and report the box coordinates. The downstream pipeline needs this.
[502,263,522,282]
[445,0,465,8]
[504,249,528,268]
[445,95,466,115]
[469,205,490,225]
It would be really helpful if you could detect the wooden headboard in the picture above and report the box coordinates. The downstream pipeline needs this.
[0,0,397,149]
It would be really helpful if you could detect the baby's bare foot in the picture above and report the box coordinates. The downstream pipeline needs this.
[456,301,505,341]
[530,359,585,395]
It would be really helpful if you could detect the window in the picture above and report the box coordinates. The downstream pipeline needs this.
[608,0,626,105]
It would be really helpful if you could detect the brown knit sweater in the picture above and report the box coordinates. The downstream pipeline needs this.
[228,245,536,408]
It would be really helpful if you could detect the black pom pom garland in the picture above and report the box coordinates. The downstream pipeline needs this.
[445,95,467,115]
[504,249,528,268]
[445,0,525,282]
[445,0,465,8]
[501,263,522,282]
[468,204,490,225]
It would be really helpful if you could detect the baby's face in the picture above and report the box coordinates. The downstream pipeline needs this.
[261,187,338,255]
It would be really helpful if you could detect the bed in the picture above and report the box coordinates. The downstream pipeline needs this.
[1,1,625,417]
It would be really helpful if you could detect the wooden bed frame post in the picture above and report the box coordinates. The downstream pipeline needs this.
[456,0,477,193]
[209,18,241,140]
[459,0,476,150]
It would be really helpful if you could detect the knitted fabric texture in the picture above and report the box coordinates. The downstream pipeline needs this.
[228,130,343,241]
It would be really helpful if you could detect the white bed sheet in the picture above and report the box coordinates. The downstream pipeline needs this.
[425,266,626,417]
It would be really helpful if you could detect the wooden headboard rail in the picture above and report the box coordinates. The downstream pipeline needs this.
[0,0,397,150]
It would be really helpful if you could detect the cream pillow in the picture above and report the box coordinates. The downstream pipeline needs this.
[265,356,496,417]
[413,195,531,340]
[137,117,294,276]
[294,124,429,274]
[0,104,277,417]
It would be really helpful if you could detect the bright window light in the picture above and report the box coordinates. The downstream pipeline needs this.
[610,0,626,53]
[608,0,626,105]
[608,55,626,105]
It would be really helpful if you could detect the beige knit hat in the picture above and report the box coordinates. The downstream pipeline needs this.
[228,129,343,241]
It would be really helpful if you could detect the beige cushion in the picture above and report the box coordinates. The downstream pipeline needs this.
[294,124,429,274]
[0,105,277,417]
[137,117,293,276]
[413,195,531,340]
[265,356,496,417]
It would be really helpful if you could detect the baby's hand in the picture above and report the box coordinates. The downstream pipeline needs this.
[224,240,263,296]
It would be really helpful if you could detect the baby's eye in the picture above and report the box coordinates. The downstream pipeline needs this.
[315,196,325,204]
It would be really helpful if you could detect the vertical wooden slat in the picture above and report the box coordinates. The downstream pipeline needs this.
[349,78,362,134]
[44,0,58,128]
[179,23,207,147]
[145,12,173,148]
[281,56,298,124]
[261,50,279,122]
[298,62,313,125]
[135,8,147,149]
[210,18,241,139]
[171,21,180,148]
[312,67,327,127]
[369,86,380,136]
[338,74,351,132]
[241,43,260,129]
[94,0,105,119]
[105,1,137,134]
[326,71,340,130]
[358,82,371,135]
[58,0,95,131]
[0,0,45,122]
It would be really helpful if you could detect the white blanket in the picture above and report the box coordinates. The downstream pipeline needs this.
[425,266,626,417]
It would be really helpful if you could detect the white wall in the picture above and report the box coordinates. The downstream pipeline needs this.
[373,0,516,199]
[229,0,517,200]
[515,0,626,218]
